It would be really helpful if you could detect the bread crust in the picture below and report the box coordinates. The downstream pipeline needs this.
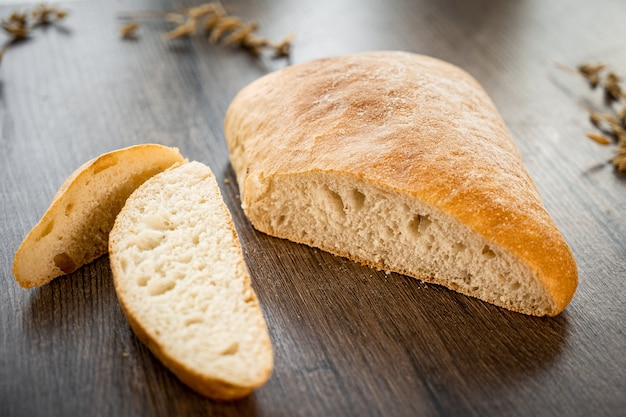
[13,144,184,288]
[224,51,577,316]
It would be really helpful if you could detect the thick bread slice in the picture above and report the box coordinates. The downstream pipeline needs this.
[108,161,273,400]
[13,144,184,288]
[224,51,578,316]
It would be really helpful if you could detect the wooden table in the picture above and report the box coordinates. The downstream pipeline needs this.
[1,1,625,416]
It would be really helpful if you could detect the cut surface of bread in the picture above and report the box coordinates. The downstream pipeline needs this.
[13,144,184,288]
[224,51,578,316]
[109,161,273,400]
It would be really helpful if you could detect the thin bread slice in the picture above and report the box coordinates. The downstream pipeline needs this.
[224,51,578,316]
[108,161,273,400]
[13,144,184,288]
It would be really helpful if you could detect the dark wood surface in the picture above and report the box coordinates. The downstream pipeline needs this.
[1,0,625,416]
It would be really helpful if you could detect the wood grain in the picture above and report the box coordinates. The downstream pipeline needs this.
[1,0,625,416]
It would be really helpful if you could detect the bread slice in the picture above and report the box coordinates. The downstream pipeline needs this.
[13,144,184,288]
[224,51,578,316]
[108,161,273,400]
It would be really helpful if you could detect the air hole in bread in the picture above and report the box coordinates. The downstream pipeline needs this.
[143,213,172,231]
[64,202,74,217]
[452,242,466,255]
[54,252,77,274]
[406,215,421,237]
[37,220,55,241]
[120,257,128,274]
[407,214,432,238]
[425,234,435,251]
[137,275,150,287]
[482,245,496,259]
[184,316,203,326]
[178,253,193,264]
[220,342,239,356]
[275,215,286,228]
[135,230,164,251]
[92,154,118,174]
[149,280,176,296]
[348,189,366,210]
[418,215,432,233]
[510,281,521,291]
[322,185,346,221]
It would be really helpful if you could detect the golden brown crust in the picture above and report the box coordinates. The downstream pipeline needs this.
[224,51,577,315]
[13,144,184,288]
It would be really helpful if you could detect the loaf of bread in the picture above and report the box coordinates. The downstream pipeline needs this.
[224,51,578,316]
[13,144,184,288]
[109,161,273,400]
